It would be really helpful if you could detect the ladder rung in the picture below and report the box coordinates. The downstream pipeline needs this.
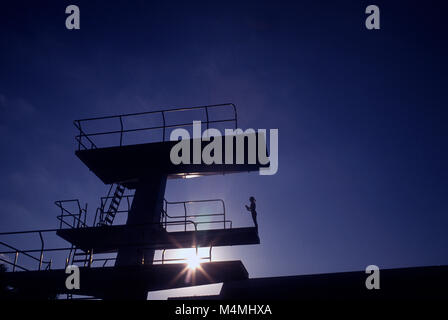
[110,202,119,208]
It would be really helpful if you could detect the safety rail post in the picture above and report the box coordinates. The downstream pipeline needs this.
[205,106,210,130]
[83,203,88,227]
[164,200,168,228]
[119,115,124,146]
[220,199,226,229]
[38,231,44,271]
[231,103,238,129]
[58,201,63,229]
[183,202,187,232]
[88,249,93,268]
[162,249,166,264]
[162,110,166,141]
[76,201,81,228]
[94,207,99,227]
[13,251,18,272]
[74,120,81,150]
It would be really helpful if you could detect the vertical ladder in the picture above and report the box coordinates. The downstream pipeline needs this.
[98,183,125,226]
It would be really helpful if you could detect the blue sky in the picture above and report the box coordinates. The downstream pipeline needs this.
[1,0,447,298]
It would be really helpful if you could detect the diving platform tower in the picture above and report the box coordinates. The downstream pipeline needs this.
[0,103,267,300]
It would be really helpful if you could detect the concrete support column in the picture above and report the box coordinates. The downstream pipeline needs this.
[116,172,167,266]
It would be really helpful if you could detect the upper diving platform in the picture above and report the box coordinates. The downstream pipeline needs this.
[73,104,269,187]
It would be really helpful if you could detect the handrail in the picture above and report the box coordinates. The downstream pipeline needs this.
[163,198,231,230]
[92,195,233,230]
[0,228,67,272]
[74,103,237,150]
[92,254,213,266]
[0,217,227,272]
[55,199,87,229]
[0,220,201,272]
[73,121,98,150]
[0,240,52,272]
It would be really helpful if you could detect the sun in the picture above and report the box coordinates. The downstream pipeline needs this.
[186,253,201,270]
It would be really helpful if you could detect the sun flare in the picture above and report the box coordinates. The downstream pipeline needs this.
[186,253,201,270]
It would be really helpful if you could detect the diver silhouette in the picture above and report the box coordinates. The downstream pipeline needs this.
[245,196,258,230]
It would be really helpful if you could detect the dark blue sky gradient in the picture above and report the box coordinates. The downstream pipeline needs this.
[0,0,447,290]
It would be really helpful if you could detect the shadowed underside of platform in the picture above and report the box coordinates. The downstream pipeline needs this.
[2,261,248,299]
[56,226,260,253]
[170,265,448,300]
[76,135,268,188]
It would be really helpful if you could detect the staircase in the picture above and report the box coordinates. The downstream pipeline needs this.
[97,184,125,226]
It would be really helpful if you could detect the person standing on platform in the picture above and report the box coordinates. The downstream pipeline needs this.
[245,196,258,231]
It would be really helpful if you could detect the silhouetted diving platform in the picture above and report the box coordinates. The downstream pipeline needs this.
[57,226,260,253]
[3,261,248,299]
[73,104,269,187]
[76,136,268,188]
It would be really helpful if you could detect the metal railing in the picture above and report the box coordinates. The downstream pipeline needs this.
[90,220,213,267]
[55,199,88,229]
[0,229,55,272]
[74,103,237,150]
[92,194,232,231]
[0,220,213,272]
[162,198,232,231]
[93,247,214,267]
[0,197,233,272]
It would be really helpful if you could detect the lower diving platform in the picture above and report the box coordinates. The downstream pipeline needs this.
[57,225,260,253]
[3,260,248,299]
